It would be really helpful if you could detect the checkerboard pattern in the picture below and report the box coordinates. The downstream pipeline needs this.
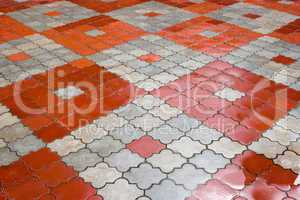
[0,0,300,200]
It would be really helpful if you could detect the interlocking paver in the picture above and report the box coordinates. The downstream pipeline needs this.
[47,135,84,157]
[169,163,211,190]
[149,124,184,144]
[167,114,200,132]
[248,137,287,159]
[109,124,144,144]
[9,135,45,156]
[71,124,107,144]
[80,162,122,188]
[208,137,246,159]
[0,147,19,166]
[168,136,206,158]
[189,149,230,173]
[62,148,102,172]
[98,178,143,200]
[146,179,190,200]
[147,149,186,173]
[2,0,300,199]
[186,125,223,144]
[87,136,124,157]
[130,113,164,132]
[104,149,144,172]
[275,151,300,173]
[124,163,166,189]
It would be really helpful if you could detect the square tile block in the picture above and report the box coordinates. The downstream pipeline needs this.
[207,2,299,34]
[107,1,198,32]
[8,1,98,32]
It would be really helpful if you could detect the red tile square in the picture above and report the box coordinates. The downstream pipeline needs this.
[43,15,145,56]
[159,16,261,56]
[44,11,61,17]
[144,12,162,17]
[243,13,261,19]
[0,59,140,143]
[138,54,161,63]
[7,52,31,62]
[272,55,296,65]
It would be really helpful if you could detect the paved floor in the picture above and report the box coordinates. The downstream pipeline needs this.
[0,0,300,199]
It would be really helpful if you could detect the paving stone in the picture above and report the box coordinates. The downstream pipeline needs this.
[0,123,32,143]
[63,148,102,172]
[263,126,299,146]
[288,140,300,154]
[147,149,186,173]
[208,137,247,159]
[0,112,19,129]
[167,114,200,132]
[189,150,230,173]
[87,136,124,157]
[54,86,84,100]
[133,95,163,110]
[149,104,182,120]
[0,147,19,166]
[149,124,184,144]
[110,124,144,144]
[277,115,300,134]
[104,149,144,172]
[215,87,245,101]
[9,135,45,156]
[168,163,211,190]
[275,151,300,173]
[80,162,122,188]
[130,113,164,132]
[72,124,107,144]
[248,137,286,159]
[48,135,84,157]
[98,178,143,200]
[124,163,166,189]
[186,125,223,145]
[168,137,205,158]
[0,104,8,115]
[114,104,147,120]
[136,79,163,92]
[94,113,127,131]
[146,179,189,200]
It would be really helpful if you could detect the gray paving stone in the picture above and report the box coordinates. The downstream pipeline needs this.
[110,124,144,144]
[189,150,230,173]
[0,123,32,143]
[149,124,184,144]
[87,136,124,157]
[124,163,166,189]
[8,135,45,156]
[63,148,102,171]
[104,149,144,172]
[147,149,186,173]
[168,163,211,190]
[167,114,200,132]
[98,178,143,200]
[146,179,189,200]
[80,162,122,188]
[0,147,19,166]
[186,125,223,145]
[114,104,147,120]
